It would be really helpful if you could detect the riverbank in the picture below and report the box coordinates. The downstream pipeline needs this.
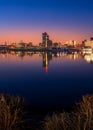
[0,94,93,130]
[0,47,81,53]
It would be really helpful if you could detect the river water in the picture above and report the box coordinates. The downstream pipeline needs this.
[0,51,93,112]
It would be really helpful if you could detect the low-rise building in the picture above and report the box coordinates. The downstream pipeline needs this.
[84,37,93,48]
[15,42,25,48]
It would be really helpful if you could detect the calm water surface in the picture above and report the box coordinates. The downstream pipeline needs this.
[0,51,93,111]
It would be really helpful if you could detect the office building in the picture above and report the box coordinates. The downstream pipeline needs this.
[84,37,93,48]
[42,32,52,47]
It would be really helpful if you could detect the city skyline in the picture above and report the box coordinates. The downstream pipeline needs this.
[0,0,93,44]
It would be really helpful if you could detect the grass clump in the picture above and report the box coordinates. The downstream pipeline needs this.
[0,94,24,130]
[44,95,93,130]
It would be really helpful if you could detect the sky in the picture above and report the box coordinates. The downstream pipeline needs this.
[0,0,93,44]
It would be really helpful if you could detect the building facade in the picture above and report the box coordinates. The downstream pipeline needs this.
[84,38,93,48]
[42,32,52,47]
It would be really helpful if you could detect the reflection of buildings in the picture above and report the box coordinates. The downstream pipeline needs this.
[42,52,79,72]
[8,51,34,57]
[84,53,93,63]
[69,53,79,60]
[16,52,25,58]
[42,52,52,72]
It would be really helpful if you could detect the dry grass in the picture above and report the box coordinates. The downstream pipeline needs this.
[44,95,93,130]
[0,94,24,130]
[1,94,93,130]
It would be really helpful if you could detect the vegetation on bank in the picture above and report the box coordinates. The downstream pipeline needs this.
[0,94,93,130]
[44,95,93,130]
[0,94,24,130]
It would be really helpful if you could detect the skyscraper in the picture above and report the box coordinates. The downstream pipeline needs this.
[42,32,49,47]
[42,32,52,47]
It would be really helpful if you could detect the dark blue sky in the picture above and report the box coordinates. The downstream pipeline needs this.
[0,0,93,44]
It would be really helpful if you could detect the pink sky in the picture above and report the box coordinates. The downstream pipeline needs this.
[0,29,91,45]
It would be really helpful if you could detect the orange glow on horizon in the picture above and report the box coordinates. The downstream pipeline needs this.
[0,30,91,45]
[0,31,41,45]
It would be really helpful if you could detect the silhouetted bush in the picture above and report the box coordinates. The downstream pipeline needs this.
[1,94,93,130]
[44,95,93,130]
[0,94,24,130]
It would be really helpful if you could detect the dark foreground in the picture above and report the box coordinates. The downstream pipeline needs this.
[0,94,93,130]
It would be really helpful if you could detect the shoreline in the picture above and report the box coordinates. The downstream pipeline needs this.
[0,47,81,52]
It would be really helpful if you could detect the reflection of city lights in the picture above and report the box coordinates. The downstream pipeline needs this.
[68,53,79,60]
[45,53,48,66]
[73,54,78,60]
[43,53,49,73]
[44,66,48,73]
[2,55,6,58]
[73,54,76,60]
[43,52,52,73]
[84,54,93,63]
[57,53,60,57]
[0,51,81,72]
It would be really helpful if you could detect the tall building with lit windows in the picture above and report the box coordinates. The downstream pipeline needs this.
[42,32,52,47]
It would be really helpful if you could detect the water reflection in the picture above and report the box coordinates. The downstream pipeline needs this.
[0,50,93,68]
[42,52,52,72]
[83,54,93,63]
[0,50,93,110]
[0,50,92,62]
